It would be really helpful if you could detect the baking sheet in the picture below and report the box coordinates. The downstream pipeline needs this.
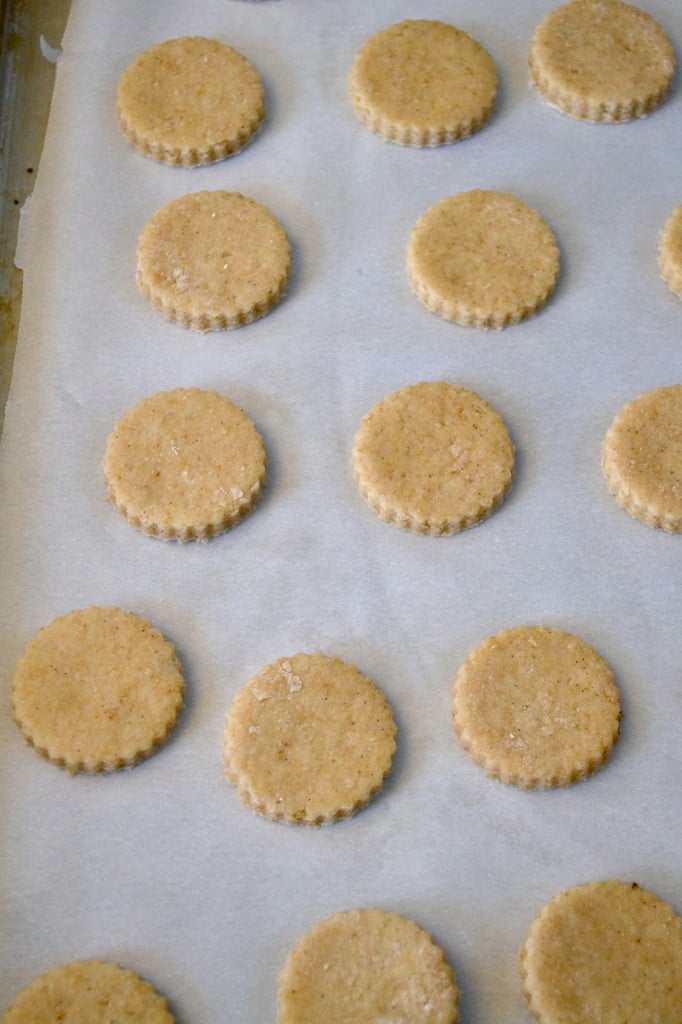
[1,1,681,1020]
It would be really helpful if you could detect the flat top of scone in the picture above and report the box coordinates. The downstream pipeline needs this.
[223,652,397,825]
[136,190,291,330]
[352,381,515,535]
[349,19,497,145]
[530,0,675,121]
[407,190,560,328]
[2,960,175,1024]
[11,606,184,773]
[104,386,266,541]
[520,880,682,1024]
[452,625,621,789]
[602,384,682,532]
[116,36,265,164]
[278,908,459,1024]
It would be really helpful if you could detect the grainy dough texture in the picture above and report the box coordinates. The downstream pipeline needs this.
[104,387,266,541]
[11,607,184,774]
[349,19,497,146]
[352,381,515,534]
[602,384,682,531]
[223,653,397,824]
[520,880,682,1024]
[2,960,175,1024]
[659,206,682,299]
[407,190,560,328]
[529,0,675,122]
[277,908,459,1024]
[136,190,291,331]
[451,625,621,788]
[116,36,265,165]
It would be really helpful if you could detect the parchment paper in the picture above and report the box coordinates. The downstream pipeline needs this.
[1,2,681,1021]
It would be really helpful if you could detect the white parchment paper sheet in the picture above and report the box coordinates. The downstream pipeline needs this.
[1,2,681,1021]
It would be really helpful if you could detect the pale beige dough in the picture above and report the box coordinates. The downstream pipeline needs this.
[278,908,459,1024]
[352,381,515,534]
[223,653,397,824]
[349,19,497,146]
[407,190,560,328]
[12,607,184,773]
[520,880,682,1024]
[116,36,265,165]
[602,384,682,531]
[2,960,175,1024]
[136,190,291,331]
[530,0,675,122]
[104,387,266,541]
[451,625,621,789]
[659,206,682,299]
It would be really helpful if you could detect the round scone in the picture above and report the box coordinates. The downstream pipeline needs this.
[223,653,397,824]
[451,625,621,788]
[278,908,459,1024]
[520,880,682,1024]
[529,0,675,123]
[352,381,515,535]
[349,19,497,146]
[602,384,682,531]
[407,190,560,328]
[116,36,265,165]
[2,960,175,1024]
[659,206,682,299]
[104,387,266,541]
[136,190,291,331]
[11,607,184,774]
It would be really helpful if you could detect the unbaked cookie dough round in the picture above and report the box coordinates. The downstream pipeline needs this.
[407,190,560,328]
[2,960,175,1023]
[451,625,621,788]
[659,206,682,299]
[104,387,267,541]
[520,880,682,1024]
[116,36,265,165]
[529,0,675,122]
[602,384,682,531]
[12,607,184,774]
[136,190,291,331]
[352,381,515,534]
[223,653,397,824]
[278,908,459,1024]
[349,19,497,146]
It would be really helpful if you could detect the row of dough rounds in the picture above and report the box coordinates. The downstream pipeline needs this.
[116,3,676,168]
[133,185,682,333]
[99,382,682,540]
[11,609,622,797]
[4,881,681,1023]
[10,611,621,797]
